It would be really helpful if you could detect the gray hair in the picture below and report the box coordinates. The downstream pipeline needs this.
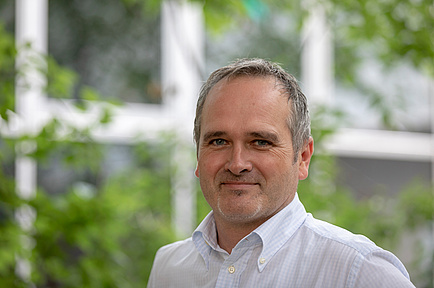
[194,58,310,160]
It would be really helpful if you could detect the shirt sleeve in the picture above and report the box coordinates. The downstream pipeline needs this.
[352,249,415,288]
[147,247,165,288]
[147,253,157,288]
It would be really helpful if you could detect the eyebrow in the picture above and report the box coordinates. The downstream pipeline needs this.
[202,131,280,143]
[249,131,280,143]
[202,131,227,143]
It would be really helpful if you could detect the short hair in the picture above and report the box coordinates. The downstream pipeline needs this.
[194,58,310,160]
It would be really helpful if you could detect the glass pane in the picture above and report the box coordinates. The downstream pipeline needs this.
[336,156,432,198]
[48,0,161,104]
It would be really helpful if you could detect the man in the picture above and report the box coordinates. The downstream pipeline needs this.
[148,58,414,287]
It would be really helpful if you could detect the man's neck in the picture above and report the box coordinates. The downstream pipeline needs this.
[212,197,295,253]
[214,218,266,254]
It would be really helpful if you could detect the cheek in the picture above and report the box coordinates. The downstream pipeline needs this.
[257,156,298,186]
[197,154,224,178]
[256,153,291,173]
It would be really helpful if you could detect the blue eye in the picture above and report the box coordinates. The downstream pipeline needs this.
[254,140,271,147]
[212,139,227,146]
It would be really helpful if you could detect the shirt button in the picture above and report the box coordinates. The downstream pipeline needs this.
[228,265,235,274]
[259,257,266,264]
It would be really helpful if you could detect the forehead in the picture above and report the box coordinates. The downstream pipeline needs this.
[200,76,290,134]
[211,75,281,94]
[205,75,285,107]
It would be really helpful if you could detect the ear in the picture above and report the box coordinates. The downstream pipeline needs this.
[298,137,314,180]
[194,164,200,178]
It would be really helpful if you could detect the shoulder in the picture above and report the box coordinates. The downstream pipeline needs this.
[153,237,196,265]
[301,213,378,255]
[297,214,413,287]
[148,238,200,287]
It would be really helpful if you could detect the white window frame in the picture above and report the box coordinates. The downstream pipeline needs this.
[301,3,434,180]
[9,0,434,238]
[11,0,203,238]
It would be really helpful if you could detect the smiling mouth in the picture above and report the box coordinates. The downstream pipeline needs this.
[221,182,258,189]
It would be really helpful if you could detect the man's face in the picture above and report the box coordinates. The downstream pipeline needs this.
[195,76,313,228]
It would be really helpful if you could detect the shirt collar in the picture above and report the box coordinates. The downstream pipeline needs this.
[192,193,307,272]
[253,193,307,271]
[192,211,217,270]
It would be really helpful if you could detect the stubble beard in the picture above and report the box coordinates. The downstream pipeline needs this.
[216,190,264,225]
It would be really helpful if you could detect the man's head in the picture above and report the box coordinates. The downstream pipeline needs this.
[194,58,311,161]
[193,59,314,229]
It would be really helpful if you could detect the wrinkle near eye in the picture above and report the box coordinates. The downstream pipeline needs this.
[252,140,272,147]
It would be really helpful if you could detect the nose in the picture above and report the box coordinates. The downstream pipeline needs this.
[224,145,253,175]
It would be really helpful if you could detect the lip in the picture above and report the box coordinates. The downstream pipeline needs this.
[221,182,258,189]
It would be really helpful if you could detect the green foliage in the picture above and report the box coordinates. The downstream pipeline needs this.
[45,56,78,99]
[0,170,26,287]
[101,140,177,284]
[121,0,161,15]
[328,0,434,77]
[0,23,174,287]
[27,150,176,287]
[325,0,432,130]
[150,0,433,79]
[189,0,304,35]
[399,180,434,229]
[1,1,432,287]
[0,23,16,121]
[1,109,175,287]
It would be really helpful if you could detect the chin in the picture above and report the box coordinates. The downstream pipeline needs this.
[217,202,263,224]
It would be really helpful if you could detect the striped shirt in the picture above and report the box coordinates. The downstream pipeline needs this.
[148,193,414,287]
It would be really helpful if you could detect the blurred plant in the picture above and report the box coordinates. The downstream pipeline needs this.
[328,0,433,78]
[130,0,432,76]
[1,0,433,287]
[27,137,176,287]
[0,21,25,286]
[144,0,433,131]
[0,22,175,287]
[0,23,16,121]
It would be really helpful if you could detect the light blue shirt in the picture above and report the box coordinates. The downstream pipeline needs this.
[148,194,414,287]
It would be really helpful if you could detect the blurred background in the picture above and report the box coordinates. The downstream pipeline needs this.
[0,0,433,287]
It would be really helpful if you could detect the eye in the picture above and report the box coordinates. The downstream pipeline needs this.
[253,140,272,147]
[211,139,227,146]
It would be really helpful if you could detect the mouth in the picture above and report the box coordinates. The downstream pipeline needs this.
[221,182,259,190]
